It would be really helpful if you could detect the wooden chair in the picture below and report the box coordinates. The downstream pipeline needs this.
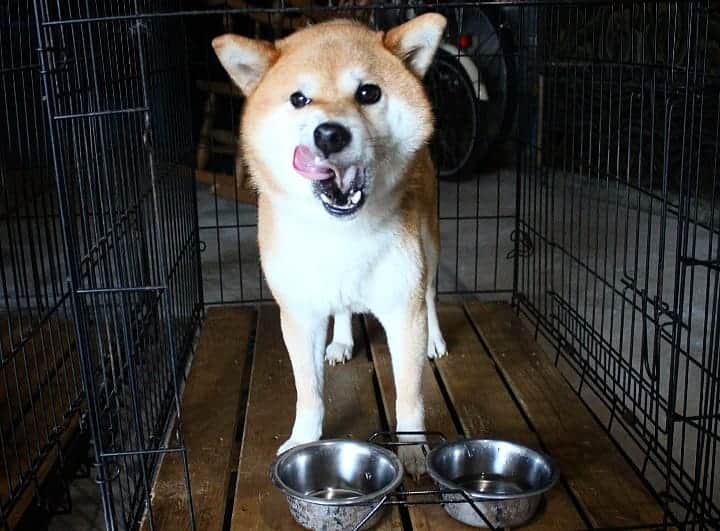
[194,79,258,205]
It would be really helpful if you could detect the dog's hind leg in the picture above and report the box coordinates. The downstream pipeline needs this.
[325,311,354,365]
[278,309,328,454]
[424,229,447,359]
[426,278,447,359]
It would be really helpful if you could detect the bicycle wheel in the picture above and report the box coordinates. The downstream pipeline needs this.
[463,7,517,164]
[424,47,481,179]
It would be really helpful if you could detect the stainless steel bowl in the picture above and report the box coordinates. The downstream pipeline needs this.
[427,439,559,528]
[270,439,404,531]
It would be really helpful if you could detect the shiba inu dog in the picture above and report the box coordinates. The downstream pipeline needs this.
[213,13,447,475]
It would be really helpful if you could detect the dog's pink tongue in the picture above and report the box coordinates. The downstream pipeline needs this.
[293,145,333,181]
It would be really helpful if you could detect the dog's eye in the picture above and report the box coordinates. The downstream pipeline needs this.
[355,84,381,105]
[290,91,311,108]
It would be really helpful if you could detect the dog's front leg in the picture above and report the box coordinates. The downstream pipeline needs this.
[378,298,429,477]
[278,308,328,454]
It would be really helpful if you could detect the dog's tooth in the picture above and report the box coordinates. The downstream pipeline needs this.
[320,193,332,204]
[351,190,362,204]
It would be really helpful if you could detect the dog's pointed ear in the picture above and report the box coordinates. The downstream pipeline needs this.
[384,13,447,78]
[212,34,278,95]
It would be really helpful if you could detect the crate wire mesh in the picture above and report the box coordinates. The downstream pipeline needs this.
[1,0,202,529]
[0,0,718,530]
[1,1,85,527]
[33,7,202,531]
[515,2,720,527]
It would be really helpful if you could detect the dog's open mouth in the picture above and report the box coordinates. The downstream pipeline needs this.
[293,145,367,217]
[313,166,366,217]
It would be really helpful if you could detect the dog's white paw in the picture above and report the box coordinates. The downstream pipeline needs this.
[277,438,298,455]
[325,342,353,365]
[427,333,447,359]
[398,445,427,479]
[277,437,314,455]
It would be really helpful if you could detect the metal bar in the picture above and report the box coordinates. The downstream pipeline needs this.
[52,107,150,120]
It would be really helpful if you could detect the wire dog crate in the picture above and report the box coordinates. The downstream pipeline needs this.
[517,3,720,527]
[1,0,718,530]
[1,3,85,527]
[2,1,202,529]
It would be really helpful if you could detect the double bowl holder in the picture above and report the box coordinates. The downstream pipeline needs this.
[270,430,559,530]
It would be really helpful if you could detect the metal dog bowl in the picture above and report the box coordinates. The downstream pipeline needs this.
[427,439,559,528]
[270,439,404,530]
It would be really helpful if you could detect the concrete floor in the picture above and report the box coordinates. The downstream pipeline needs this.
[47,474,105,531]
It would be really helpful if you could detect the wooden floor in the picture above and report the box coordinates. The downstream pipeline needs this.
[1,316,82,529]
[144,301,666,531]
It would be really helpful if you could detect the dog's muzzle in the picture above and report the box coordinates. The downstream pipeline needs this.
[293,145,368,218]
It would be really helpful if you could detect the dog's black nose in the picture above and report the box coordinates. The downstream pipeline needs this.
[314,122,352,157]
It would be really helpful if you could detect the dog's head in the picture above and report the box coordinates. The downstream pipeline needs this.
[213,14,446,220]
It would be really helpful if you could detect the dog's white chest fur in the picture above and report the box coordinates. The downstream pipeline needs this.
[261,206,420,317]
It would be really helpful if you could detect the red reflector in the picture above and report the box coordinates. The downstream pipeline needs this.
[458,34,472,50]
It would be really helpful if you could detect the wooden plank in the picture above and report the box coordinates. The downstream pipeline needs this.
[142,306,255,531]
[285,0,371,23]
[195,80,243,98]
[1,316,83,529]
[226,0,308,30]
[208,129,238,146]
[364,315,467,531]
[323,316,402,529]
[433,304,586,531]
[465,301,665,528]
[203,145,236,156]
[221,0,370,30]
[0,316,76,433]
[230,306,401,530]
[3,413,81,530]
[194,169,257,206]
